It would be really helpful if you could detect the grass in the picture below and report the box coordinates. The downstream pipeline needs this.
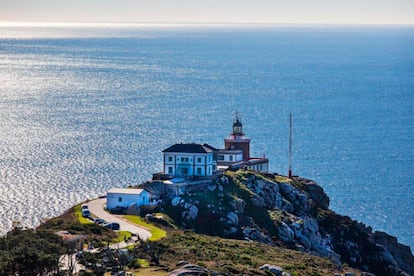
[38,203,117,248]
[131,267,167,276]
[150,230,344,276]
[74,203,93,224]
[275,175,292,183]
[111,230,132,243]
[136,258,150,268]
[123,215,167,241]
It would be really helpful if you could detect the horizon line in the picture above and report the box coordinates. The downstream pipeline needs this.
[1,21,414,28]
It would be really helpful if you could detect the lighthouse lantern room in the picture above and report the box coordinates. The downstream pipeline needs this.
[224,112,251,161]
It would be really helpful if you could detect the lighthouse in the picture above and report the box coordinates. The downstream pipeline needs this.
[224,113,251,161]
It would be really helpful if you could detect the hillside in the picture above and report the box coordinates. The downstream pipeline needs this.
[2,194,347,275]
[152,170,414,275]
[2,170,413,275]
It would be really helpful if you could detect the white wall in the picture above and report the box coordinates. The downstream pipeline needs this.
[217,152,243,162]
[107,190,153,210]
[163,152,215,177]
[247,162,268,173]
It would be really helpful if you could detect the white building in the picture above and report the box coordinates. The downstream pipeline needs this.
[213,113,269,173]
[106,188,157,210]
[162,143,216,178]
[215,149,243,170]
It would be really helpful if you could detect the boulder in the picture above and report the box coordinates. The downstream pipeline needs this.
[171,197,182,207]
[373,231,414,275]
[278,222,294,243]
[228,227,238,234]
[302,217,322,247]
[296,233,312,250]
[259,264,283,276]
[227,212,239,225]
[281,199,294,213]
[207,183,216,192]
[230,197,246,214]
[243,226,252,236]
[256,179,266,190]
[176,260,188,267]
[168,263,209,276]
[188,205,199,220]
[318,246,342,267]
[279,183,298,200]
[274,192,283,209]
[253,185,264,196]
[302,180,330,209]
[296,193,311,215]
[251,194,265,208]
[243,227,272,244]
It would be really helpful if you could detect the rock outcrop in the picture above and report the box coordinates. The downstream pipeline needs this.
[159,170,414,276]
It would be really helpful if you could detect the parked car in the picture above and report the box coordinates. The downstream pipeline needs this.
[103,222,120,230]
[81,209,90,218]
[81,204,89,210]
[93,218,106,225]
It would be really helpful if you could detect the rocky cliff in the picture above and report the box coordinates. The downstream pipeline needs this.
[159,170,414,276]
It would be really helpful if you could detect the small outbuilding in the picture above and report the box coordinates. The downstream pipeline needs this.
[106,188,157,211]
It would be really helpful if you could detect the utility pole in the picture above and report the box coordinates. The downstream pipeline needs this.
[288,113,293,179]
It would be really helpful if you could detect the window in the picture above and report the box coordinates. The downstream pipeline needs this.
[197,157,202,163]
[168,156,173,162]
[229,155,233,161]
[168,167,173,174]
[143,196,146,202]
[118,197,122,202]
[182,168,188,176]
[181,157,189,162]
[197,167,202,175]
[217,155,224,161]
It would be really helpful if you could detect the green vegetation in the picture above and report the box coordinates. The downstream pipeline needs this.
[123,215,167,241]
[38,205,117,247]
[161,170,285,238]
[74,203,93,224]
[112,230,132,243]
[224,170,279,235]
[0,228,65,275]
[136,258,150,268]
[149,230,339,275]
[275,174,292,183]
[268,209,285,224]
[3,170,368,276]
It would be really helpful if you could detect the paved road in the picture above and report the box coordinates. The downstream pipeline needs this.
[87,198,151,241]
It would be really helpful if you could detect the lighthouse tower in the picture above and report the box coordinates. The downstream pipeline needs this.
[224,113,251,160]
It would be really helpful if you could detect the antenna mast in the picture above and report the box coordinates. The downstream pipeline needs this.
[288,113,293,178]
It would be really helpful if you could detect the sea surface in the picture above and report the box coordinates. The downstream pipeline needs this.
[0,24,413,250]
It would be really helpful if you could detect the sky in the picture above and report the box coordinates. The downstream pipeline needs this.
[0,0,413,25]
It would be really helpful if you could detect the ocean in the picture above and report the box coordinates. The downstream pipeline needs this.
[0,24,413,250]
